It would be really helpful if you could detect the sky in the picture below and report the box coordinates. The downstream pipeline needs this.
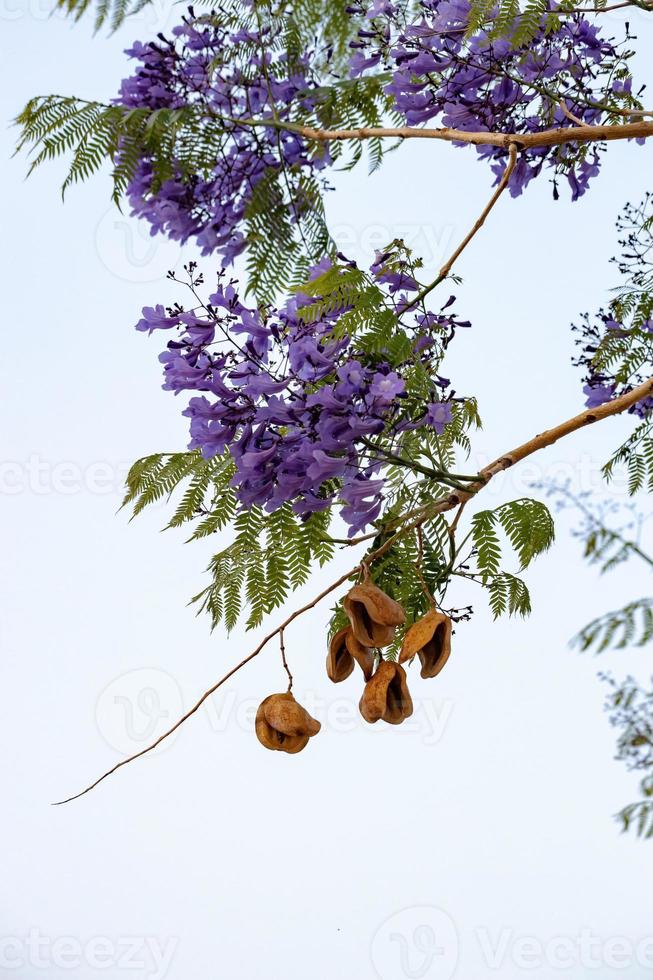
[1,4,653,979]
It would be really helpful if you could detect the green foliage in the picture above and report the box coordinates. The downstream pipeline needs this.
[470,498,553,618]
[15,97,216,203]
[191,506,335,631]
[487,572,532,618]
[244,169,331,301]
[573,598,653,653]
[54,0,151,32]
[472,498,555,578]
[590,327,653,396]
[309,75,399,171]
[122,450,236,527]
[297,262,411,358]
[122,451,337,632]
[619,799,653,839]
[604,676,653,839]
[603,423,653,494]
[471,509,502,580]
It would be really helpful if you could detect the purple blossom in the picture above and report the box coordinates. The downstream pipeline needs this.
[135,305,181,333]
[583,382,615,409]
[426,401,453,433]
[348,0,632,200]
[136,261,471,534]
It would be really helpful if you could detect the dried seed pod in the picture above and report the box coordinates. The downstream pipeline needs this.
[345,630,376,682]
[359,660,413,726]
[400,609,452,679]
[255,693,320,753]
[326,627,355,683]
[344,582,405,647]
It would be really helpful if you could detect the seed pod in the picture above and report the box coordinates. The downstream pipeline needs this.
[345,629,376,682]
[343,581,405,647]
[359,660,413,725]
[326,627,355,683]
[400,609,452,679]
[255,693,320,753]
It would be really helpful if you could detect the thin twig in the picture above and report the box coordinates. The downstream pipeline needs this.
[448,502,467,540]
[54,373,653,804]
[559,100,587,127]
[280,628,293,691]
[406,142,518,309]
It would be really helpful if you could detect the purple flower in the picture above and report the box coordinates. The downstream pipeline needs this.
[369,371,405,404]
[426,401,453,433]
[583,382,615,408]
[135,305,180,333]
[306,450,349,483]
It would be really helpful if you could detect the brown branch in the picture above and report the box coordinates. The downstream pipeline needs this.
[261,118,653,151]
[559,100,587,127]
[406,142,518,310]
[444,143,519,276]
[54,374,653,804]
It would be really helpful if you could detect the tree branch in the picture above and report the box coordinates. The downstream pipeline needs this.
[407,142,518,309]
[54,374,653,805]
[241,117,653,151]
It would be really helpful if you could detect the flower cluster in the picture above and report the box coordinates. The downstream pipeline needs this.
[347,0,636,199]
[572,312,653,419]
[115,2,635,274]
[118,9,330,265]
[137,256,466,534]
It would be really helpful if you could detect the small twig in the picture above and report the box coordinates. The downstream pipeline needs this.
[448,502,467,540]
[406,142,519,310]
[360,438,479,488]
[280,628,293,692]
[559,100,587,127]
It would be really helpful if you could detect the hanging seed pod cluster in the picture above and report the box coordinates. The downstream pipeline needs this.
[256,575,454,754]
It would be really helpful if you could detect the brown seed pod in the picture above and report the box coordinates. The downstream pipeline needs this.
[326,627,355,683]
[359,660,413,726]
[399,609,452,679]
[345,630,376,682]
[343,582,405,647]
[255,693,320,753]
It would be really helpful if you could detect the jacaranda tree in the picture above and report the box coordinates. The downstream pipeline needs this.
[18,0,653,821]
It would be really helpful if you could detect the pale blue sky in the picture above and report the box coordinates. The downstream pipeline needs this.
[1,5,653,979]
